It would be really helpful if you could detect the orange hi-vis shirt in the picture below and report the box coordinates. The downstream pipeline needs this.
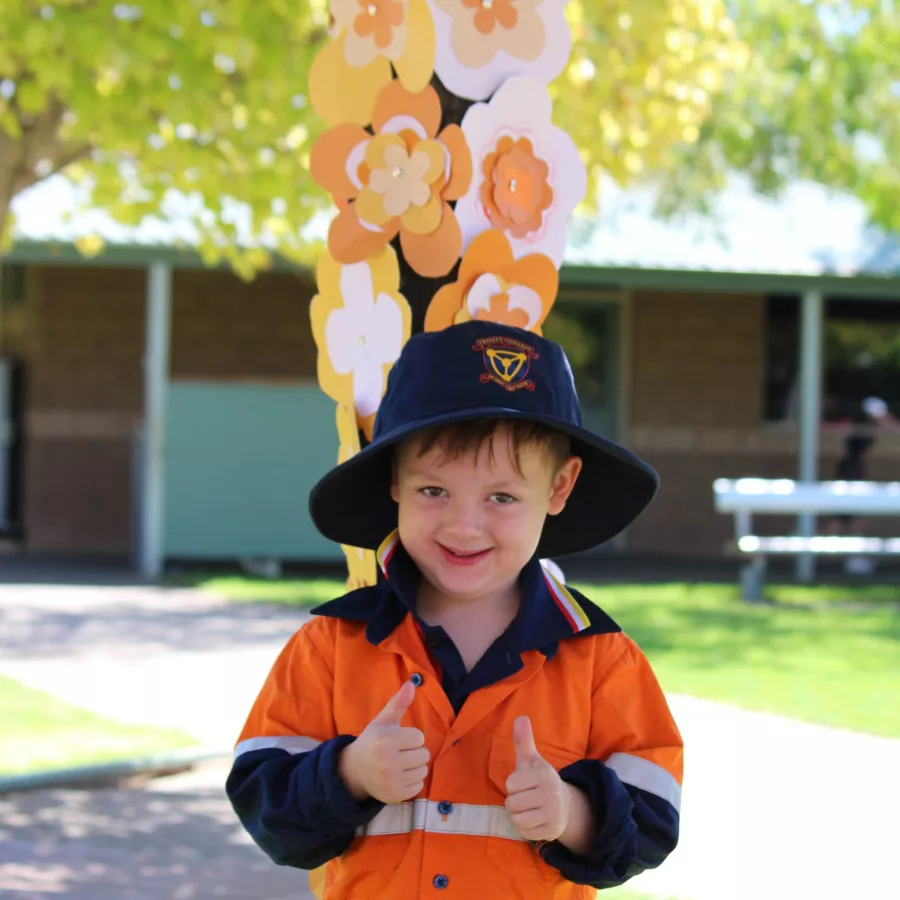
[227,539,683,899]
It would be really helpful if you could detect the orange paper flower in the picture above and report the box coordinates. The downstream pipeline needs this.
[310,81,473,278]
[482,136,553,238]
[311,0,437,126]
[442,0,542,69]
[424,229,558,334]
[463,0,518,34]
[353,0,404,49]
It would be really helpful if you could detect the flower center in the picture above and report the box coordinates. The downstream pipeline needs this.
[482,0,493,7]
[367,3,378,14]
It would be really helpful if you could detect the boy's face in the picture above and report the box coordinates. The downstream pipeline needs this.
[391,424,582,604]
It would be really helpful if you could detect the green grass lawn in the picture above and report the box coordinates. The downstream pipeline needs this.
[602,890,685,900]
[0,676,197,777]
[186,574,900,738]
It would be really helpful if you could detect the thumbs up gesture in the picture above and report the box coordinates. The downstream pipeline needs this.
[504,716,571,843]
[338,681,430,805]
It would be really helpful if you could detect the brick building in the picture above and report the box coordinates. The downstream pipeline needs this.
[1,175,899,569]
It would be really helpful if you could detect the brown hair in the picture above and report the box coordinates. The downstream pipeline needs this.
[397,418,572,476]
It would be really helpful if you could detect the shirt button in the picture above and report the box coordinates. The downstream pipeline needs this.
[410,673,424,687]
[433,875,449,890]
[437,800,452,815]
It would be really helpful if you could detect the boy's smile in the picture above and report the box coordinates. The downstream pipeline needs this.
[391,422,582,609]
[438,544,493,566]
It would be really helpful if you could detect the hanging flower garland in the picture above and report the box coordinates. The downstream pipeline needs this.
[305,0,584,618]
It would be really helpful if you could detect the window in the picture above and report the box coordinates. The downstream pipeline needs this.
[764,295,900,423]
[542,301,618,437]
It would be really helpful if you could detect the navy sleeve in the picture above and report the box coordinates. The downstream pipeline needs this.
[539,759,679,888]
[226,734,385,869]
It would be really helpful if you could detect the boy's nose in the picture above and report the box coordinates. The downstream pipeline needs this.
[443,500,485,537]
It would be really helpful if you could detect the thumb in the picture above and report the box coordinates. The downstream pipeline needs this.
[373,680,416,727]
[513,716,541,769]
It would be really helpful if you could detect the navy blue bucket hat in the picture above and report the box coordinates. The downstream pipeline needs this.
[309,320,659,557]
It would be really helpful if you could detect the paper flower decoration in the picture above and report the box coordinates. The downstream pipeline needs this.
[310,81,473,277]
[424,229,558,333]
[343,543,379,589]
[310,246,412,440]
[310,868,326,900]
[454,76,587,267]
[310,0,436,126]
[426,0,572,101]
[336,402,361,465]
[334,406,379,588]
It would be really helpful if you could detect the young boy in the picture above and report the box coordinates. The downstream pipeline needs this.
[227,320,683,899]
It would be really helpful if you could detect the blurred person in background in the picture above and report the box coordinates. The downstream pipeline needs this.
[826,397,900,574]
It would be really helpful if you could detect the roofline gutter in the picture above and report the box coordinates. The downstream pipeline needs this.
[4,239,307,274]
[561,264,900,300]
[6,240,900,300]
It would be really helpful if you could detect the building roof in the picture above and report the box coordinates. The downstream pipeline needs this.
[8,173,900,290]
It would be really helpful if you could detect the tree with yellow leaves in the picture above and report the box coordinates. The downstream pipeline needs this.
[1,0,895,281]
[0,0,742,276]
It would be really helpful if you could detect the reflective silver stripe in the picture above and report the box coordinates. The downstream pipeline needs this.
[606,753,682,812]
[234,735,322,759]
[356,800,527,842]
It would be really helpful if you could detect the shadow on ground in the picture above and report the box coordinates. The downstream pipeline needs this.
[0,764,313,900]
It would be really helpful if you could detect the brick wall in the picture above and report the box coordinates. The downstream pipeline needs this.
[23,266,145,552]
[171,270,316,380]
[631,291,764,428]
[22,264,317,554]
[623,291,900,554]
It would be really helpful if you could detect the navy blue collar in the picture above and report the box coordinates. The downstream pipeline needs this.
[313,532,620,652]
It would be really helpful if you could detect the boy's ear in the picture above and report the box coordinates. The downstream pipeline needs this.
[390,460,400,503]
[547,456,582,516]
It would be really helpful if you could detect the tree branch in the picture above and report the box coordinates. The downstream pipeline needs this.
[1,89,91,196]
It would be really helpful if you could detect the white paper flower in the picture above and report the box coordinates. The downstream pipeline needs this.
[325,264,404,418]
[455,76,587,266]
[310,247,411,439]
[426,0,572,101]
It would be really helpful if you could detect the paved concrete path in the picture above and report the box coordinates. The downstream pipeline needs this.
[1,579,898,900]
[0,760,314,899]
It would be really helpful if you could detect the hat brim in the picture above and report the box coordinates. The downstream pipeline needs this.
[308,407,659,558]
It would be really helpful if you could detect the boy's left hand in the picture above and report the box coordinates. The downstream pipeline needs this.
[504,715,571,843]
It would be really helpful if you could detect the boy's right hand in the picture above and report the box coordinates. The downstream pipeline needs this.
[338,680,429,805]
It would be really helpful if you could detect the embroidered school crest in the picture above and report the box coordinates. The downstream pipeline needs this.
[473,336,539,391]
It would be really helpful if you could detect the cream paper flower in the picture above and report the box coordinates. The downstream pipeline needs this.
[427,0,572,101]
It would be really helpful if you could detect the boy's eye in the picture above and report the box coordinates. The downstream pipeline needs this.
[491,492,518,505]
[419,486,446,498]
